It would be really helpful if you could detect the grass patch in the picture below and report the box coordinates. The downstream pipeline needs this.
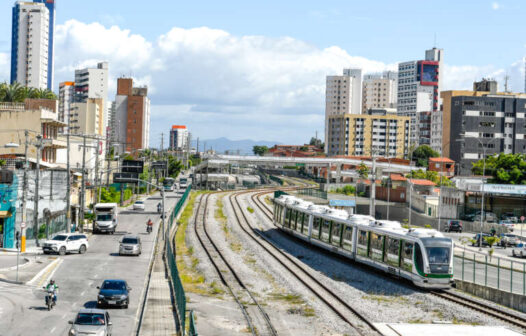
[230,242,242,252]
[215,195,229,234]
[247,206,254,213]
[362,294,409,305]
[175,191,208,295]
[244,255,256,264]
[408,318,426,324]
[269,293,305,305]
[270,292,316,317]
[209,280,225,296]
[264,197,273,206]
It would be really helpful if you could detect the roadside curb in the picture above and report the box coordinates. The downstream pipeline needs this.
[0,257,31,273]
[26,258,63,286]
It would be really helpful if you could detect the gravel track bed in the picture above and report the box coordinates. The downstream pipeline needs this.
[221,192,355,335]
[244,192,524,331]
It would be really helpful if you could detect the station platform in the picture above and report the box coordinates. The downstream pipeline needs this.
[375,323,522,336]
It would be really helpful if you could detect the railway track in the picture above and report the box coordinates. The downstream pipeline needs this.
[430,290,526,330]
[249,188,526,332]
[229,190,381,336]
[193,193,278,336]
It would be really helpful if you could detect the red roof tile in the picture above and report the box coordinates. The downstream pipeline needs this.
[429,157,455,163]
[408,179,437,186]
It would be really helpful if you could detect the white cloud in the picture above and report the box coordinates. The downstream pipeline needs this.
[0,52,9,81]
[18,19,515,146]
[492,2,500,10]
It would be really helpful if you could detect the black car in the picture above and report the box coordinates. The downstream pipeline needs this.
[445,220,462,233]
[97,280,131,308]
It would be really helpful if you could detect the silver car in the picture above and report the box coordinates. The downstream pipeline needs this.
[119,235,141,256]
[69,308,112,336]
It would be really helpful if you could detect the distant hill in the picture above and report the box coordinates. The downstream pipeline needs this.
[192,137,281,155]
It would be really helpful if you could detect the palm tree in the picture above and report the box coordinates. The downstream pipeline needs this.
[0,82,25,102]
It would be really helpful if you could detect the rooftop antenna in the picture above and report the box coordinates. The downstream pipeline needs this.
[504,73,510,92]
[433,33,437,48]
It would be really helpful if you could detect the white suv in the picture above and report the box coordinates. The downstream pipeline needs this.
[43,233,89,255]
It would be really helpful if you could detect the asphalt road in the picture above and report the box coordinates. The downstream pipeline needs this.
[0,192,180,336]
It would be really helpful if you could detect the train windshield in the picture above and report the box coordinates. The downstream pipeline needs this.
[426,247,450,265]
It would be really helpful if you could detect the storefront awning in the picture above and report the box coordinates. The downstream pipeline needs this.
[0,211,12,218]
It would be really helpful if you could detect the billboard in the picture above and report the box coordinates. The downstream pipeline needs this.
[418,61,439,86]
[122,160,144,174]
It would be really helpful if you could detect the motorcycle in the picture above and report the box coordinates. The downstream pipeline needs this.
[43,287,56,311]
[157,205,162,214]
[147,225,152,234]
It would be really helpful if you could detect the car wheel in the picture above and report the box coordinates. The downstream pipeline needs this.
[43,251,49,255]
[79,245,86,254]
[59,247,66,256]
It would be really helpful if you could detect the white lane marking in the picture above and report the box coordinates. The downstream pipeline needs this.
[62,313,67,319]
[81,290,86,296]
[50,327,56,333]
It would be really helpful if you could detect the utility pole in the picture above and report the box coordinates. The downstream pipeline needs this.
[66,117,71,233]
[369,147,377,217]
[20,131,29,252]
[94,140,100,206]
[33,135,42,247]
[79,136,87,233]
[160,133,164,154]
[196,137,199,154]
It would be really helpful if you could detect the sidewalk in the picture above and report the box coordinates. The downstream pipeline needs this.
[139,240,178,335]
[0,255,58,284]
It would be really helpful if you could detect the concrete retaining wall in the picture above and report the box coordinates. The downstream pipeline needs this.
[455,280,526,313]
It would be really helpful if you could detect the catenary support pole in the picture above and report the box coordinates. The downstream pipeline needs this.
[80,136,87,233]
[20,131,29,252]
[33,136,42,247]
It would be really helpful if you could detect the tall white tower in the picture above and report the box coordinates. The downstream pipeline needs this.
[11,2,50,89]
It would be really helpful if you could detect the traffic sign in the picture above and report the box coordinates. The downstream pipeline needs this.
[21,222,25,229]
[521,216,525,223]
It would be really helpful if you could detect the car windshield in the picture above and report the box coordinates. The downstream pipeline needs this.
[97,214,112,221]
[75,313,105,325]
[122,238,138,244]
[101,281,125,290]
[426,247,450,265]
[135,201,143,204]
[52,235,68,241]
[449,221,460,225]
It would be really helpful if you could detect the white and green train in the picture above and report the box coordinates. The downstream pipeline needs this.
[273,195,454,288]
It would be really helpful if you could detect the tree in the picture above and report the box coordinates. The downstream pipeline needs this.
[406,169,453,187]
[0,82,57,103]
[309,137,324,149]
[0,159,5,167]
[253,145,269,156]
[472,153,526,185]
[357,162,369,179]
[411,145,439,168]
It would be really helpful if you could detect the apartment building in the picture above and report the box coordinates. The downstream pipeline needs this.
[58,81,74,131]
[69,98,103,136]
[0,100,66,164]
[362,71,397,113]
[327,112,411,159]
[443,80,526,175]
[397,48,443,146]
[325,68,362,153]
[10,1,50,89]
[169,125,189,150]
[113,78,151,154]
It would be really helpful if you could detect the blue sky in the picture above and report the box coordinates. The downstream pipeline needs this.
[0,0,524,146]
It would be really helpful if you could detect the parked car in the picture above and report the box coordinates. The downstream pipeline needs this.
[499,219,515,231]
[42,233,89,255]
[499,233,521,247]
[445,220,462,233]
[69,308,112,336]
[133,201,145,211]
[119,235,141,256]
[471,233,492,247]
[97,279,131,308]
[512,243,526,258]
[466,211,497,223]
[501,213,519,223]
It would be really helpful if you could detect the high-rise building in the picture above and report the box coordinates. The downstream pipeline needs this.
[362,71,397,114]
[324,68,362,153]
[58,81,74,132]
[69,98,102,135]
[397,48,443,147]
[114,78,151,153]
[326,111,411,158]
[443,80,526,175]
[169,125,188,150]
[32,0,55,90]
[10,1,50,89]
[74,62,109,136]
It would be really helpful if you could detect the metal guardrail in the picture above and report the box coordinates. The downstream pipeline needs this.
[295,187,327,200]
[455,249,526,295]
[165,185,197,335]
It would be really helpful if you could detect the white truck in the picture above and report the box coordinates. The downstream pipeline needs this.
[94,203,118,234]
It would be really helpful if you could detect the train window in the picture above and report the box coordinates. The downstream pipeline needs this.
[357,230,368,257]
[401,241,414,273]
[297,212,304,232]
[331,222,342,247]
[342,226,353,251]
[386,238,400,267]
[293,211,299,230]
[369,233,384,261]
[414,244,424,274]
[302,214,310,235]
[321,220,331,243]
[312,217,321,239]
